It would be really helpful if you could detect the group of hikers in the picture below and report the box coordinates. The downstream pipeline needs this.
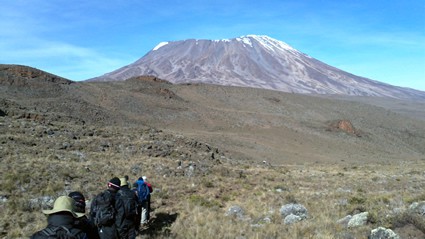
[30,176,153,239]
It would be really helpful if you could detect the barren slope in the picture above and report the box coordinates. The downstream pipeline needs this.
[4,67,424,165]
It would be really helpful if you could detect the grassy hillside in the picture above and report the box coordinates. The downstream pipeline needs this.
[1,66,425,238]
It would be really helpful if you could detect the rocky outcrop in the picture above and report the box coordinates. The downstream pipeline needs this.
[327,119,362,136]
[0,64,73,86]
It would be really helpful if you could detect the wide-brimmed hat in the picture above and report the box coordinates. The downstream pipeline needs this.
[120,177,128,187]
[42,196,85,218]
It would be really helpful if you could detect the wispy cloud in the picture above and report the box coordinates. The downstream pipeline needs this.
[0,1,131,80]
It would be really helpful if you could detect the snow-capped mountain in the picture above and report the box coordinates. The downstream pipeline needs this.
[90,35,425,99]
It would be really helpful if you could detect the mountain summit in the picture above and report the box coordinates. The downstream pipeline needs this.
[90,35,425,99]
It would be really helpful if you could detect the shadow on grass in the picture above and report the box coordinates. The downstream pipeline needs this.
[140,212,179,237]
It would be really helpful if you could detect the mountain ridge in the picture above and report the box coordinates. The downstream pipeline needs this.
[89,35,425,100]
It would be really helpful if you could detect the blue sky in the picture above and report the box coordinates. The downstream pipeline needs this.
[1,0,424,91]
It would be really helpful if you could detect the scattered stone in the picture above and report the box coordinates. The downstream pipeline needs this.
[409,201,425,216]
[284,214,303,225]
[185,163,196,178]
[0,195,7,203]
[251,216,272,227]
[225,205,245,220]
[337,215,352,226]
[280,203,308,225]
[280,203,308,219]
[396,201,425,235]
[369,227,400,239]
[347,211,368,228]
[28,196,55,211]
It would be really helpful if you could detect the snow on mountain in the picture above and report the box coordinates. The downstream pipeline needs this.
[153,42,169,51]
[89,35,425,99]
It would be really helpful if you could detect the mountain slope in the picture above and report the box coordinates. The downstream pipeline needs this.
[2,65,425,239]
[90,35,425,99]
[3,65,424,165]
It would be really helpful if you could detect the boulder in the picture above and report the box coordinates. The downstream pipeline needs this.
[409,201,425,216]
[280,203,308,219]
[280,203,308,225]
[347,211,368,228]
[369,227,400,239]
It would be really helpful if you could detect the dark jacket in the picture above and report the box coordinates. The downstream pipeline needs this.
[74,215,99,239]
[116,186,138,239]
[90,189,124,239]
[30,213,87,239]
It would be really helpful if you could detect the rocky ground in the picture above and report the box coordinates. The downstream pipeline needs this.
[1,65,425,238]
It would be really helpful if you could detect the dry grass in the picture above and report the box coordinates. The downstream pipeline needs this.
[0,113,425,238]
[1,74,425,238]
[1,113,425,238]
[0,132,425,238]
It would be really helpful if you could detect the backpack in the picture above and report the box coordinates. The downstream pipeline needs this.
[117,188,138,219]
[136,180,150,203]
[92,190,115,226]
[39,225,81,239]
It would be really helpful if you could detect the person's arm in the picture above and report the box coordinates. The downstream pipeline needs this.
[114,194,126,238]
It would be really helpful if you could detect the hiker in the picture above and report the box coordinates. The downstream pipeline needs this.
[68,191,100,239]
[116,178,139,239]
[90,177,124,239]
[142,176,153,222]
[30,196,87,239]
[134,177,151,226]
[132,182,142,232]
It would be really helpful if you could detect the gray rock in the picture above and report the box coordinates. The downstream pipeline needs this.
[280,203,308,219]
[369,227,400,239]
[347,211,368,228]
[409,201,425,216]
[284,214,303,225]
[225,205,245,220]
[251,216,272,227]
[403,201,425,235]
[0,195,7,203]
[28,196,55,210]
[337,215,352,226]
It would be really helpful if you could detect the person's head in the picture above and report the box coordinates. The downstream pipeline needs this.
[142,176,147,182]
[68,191,86,213]
[120,177,129,188]
[42,196,85,218]
[108,177,121,191]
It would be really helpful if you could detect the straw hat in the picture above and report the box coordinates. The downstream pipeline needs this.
[42,196,85,218]
[120,177,128,186]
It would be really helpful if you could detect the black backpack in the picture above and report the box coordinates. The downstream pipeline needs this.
[39,226,81,239]
[92,190,115,226]
[118,188,138,219]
